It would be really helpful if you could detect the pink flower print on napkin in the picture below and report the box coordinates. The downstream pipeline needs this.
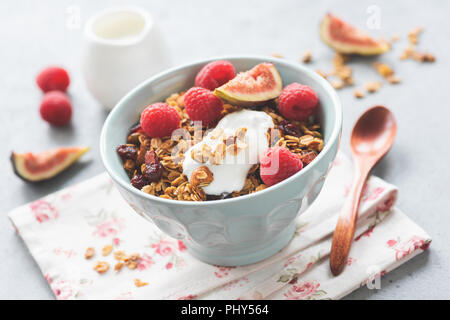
[347,257,356,266]
[387,235,431,261]
[151,240,175,256]
[355,226,375,242]
[177,294,197,300]
[177,240,187,251]
[30,200,59,223]
[364,187,384,202]
[115,292,132,300]
[45,274,73,300]
[214,266,234,278]
[137,254,155,271]
[92,217,125,238]
[283,280,324,300]
[377,193,396,212]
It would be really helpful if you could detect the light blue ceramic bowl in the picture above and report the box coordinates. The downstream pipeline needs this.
[100,56,342,266]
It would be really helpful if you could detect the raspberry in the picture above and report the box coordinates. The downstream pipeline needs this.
[195,60,236,90]
[36,66,70,92]
[184,87,223,126]
[278,83,318,121]
[140,103,180,138]
[39,91,72,126]
[260,147,303,187]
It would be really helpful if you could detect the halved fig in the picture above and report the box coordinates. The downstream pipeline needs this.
[320,13,389,55]
[214,63,282,106]
[11,147,89,182]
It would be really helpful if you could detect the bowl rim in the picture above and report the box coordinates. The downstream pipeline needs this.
[100,55,342,206]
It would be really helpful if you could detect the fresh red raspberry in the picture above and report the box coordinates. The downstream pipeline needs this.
[278,83,318,121]
[140,103,180,138]
[36,66,70,92]
[260,147,303,187]
[39,91,72,126]
[195,60,236,90]
[184,87,223,126]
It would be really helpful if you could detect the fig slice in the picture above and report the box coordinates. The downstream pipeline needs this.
[11,146,89,182]
[214,63,282,106]
[320,13,389,55]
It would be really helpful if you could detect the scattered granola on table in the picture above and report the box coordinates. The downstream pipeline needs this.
[365,81,383,93]
[271,53,284,59]
[353,89,364,99]
[331,53,353,88]
[301,50,312,63]
[373,62,401,85]
[400,27,436,63]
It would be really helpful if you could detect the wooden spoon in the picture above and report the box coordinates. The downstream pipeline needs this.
[330,106,397,276]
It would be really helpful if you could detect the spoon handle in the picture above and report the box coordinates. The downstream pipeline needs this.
[330,166,369,276]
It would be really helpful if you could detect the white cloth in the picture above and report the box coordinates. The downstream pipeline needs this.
[8,152,431,300]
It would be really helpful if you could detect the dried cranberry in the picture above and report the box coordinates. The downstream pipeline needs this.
[131,174,147,190]
[143,163,163,182]
[116,144,138,161]
[300,151,317,166]
[145,149,159,165]
[129,122,144,135]
[278,120,301,137]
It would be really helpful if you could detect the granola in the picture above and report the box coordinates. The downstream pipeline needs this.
[93,261,109,274]
[102,245,113,256]
[117,65,324,202]
[84,247,95,259]
[400,27,436,63]
[134,279,149,287]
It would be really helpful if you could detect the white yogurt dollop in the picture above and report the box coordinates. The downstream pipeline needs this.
[182,109,274,195]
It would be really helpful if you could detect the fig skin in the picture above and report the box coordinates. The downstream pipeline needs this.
[10,153,33,183]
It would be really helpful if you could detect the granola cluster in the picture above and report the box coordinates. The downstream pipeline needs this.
[116,92,323,202]
[86,245,149,287]
[400,27,435,62]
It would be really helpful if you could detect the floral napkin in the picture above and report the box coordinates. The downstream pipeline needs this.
[8,152,431,300]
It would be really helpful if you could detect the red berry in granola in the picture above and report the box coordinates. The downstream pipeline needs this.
[116,144,138,161]
[140,103,180,138]
[184,87,223,126]
[299,151,317,166]
[260,147,303,186]
[195,60,236,91]
[277,120,302,137]
[143,150,163,182]
[36,66,70,92]
[278,83,318,121]
[131,174,147,190]
[39,91,72,126]
[128,122,144,135]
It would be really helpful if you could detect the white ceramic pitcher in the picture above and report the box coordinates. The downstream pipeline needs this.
[81,6,171,110]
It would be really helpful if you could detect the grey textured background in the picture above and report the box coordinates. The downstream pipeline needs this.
[1,0,449,299]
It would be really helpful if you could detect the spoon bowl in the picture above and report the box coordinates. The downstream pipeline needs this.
[351,106,397,158]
